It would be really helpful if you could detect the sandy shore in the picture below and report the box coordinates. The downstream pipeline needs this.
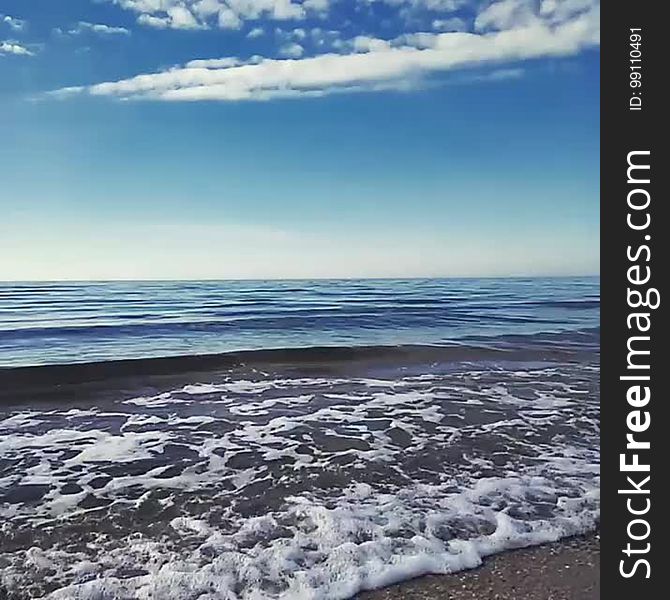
[357,535,599,600]
[0,344,586,408]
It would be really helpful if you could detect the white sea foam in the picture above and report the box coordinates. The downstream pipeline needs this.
[0,362,599,599]
[40,474,598,600]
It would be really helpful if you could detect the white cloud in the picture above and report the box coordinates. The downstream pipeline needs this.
[69,22,131,36]
[302,0,329,13]
[271,0,306,19]
[135,4,206,29]
[137,14,172,29]
[185,56,243,68]
[540,0,597,22]
[475,0,539,32]
[1,15,27,32]
[192,0,224,18]
[413,0,465,8]
[352,36,391,53]
[218,8,242,29]
[168,5,203,28]
[275,26,308,45]
[309,28,345,51]
[368,0,465,8]
[112,0,313,30]
[278,42,304,57]
[109,0,600,37]
[54,3,599,102]
[365,0,469,16]
[457,66,525,83]
[475,0,598,32]
[0,40,34,56]
[247,26,265,38]
[432,17,467,32]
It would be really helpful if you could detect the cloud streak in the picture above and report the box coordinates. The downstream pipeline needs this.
[53,3,598,102]
[68,21,132,36]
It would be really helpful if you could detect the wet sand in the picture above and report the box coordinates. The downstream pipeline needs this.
[358,535,599,600]
[1,350,599,599]
[0,343,587,408]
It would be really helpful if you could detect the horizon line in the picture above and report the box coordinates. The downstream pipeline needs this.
[0,274,601,284]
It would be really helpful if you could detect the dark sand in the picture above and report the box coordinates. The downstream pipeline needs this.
[0,344,586,408]
[358,535,599,600]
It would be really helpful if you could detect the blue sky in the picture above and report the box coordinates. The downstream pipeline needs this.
[0,0,599,280]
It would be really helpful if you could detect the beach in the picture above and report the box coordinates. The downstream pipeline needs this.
[0,348,599,598]
[0,279,600,599]
[359,535,599,600]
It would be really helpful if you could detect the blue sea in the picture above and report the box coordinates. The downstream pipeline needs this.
[0,277,599,367]
[0,277,600,600]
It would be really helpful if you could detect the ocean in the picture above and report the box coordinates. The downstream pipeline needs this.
[0,278,600,599]
[0,278,599,367]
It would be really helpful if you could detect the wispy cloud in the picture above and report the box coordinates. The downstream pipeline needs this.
[455,67,525,84]
[67,21,131,36]
[247,27,265,39]
[114,0,316,30]
[53,2,599,102]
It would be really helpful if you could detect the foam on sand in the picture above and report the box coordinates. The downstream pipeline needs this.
[0,360,599,599]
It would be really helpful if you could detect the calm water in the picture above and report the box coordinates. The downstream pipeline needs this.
[0,277,599,367]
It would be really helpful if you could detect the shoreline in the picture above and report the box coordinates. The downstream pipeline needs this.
[357,534,599,600]
[0,341,595,407]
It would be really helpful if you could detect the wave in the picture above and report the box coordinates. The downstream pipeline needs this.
[0,333,599,404]
[0,309,576,338]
